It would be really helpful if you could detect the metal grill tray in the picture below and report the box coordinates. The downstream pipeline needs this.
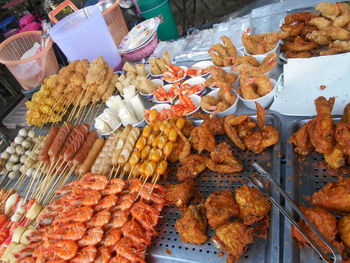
[283,117,346,263]
[147,113,282,263]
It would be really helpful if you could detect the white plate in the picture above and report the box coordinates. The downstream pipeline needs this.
[175,94,201,115]
[162,66,188,84]
[201,89,238,116]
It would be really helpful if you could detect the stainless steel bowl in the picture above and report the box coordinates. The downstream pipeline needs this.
[96,0,116,12]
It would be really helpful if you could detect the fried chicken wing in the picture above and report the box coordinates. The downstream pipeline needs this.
[324,144,346,169]
[235,185,271,225]
[291,207,344,254]
[212,222,254,263]
[289,121,314,155]
[312,178,350,212]
[166,179,196,209]
[338,215,350,248]
[176,154,207,181]
[206,142,243,173]
[190,125,216,153]
[175,204,208,244]
[309,96,336,154]
[205,189,239,229]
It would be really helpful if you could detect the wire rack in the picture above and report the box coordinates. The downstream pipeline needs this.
[284,117,347,263]
[147,113,282,263]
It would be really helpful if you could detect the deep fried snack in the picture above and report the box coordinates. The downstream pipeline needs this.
[235,185,271,225]
[306,31,332,45]
[335,103,350,155]
[324,144,346,169]
[281,22,305,37]
[284,36,318,51]
[285,50,313,58]
[323,26,350,41]
[182,118,195,137]
[315,2,341,20]
[190,125,216,153]
[224,115,250,150]
[300,25,318,36]
[309,17,332,30]
[289,121,314,155]
[202,116,225,135]
[221,35,237,57]
[330,40,350,52]
[175,204,208,244]
[212,222,254,262]
[319,48,341,56]
[312,178,350,212]
[176,154,207,181]
[205,189,239,229]
[284,11,313,25]
[166,179,196,209]
[308,96,336,154]
[206,142,243,173]
[291,207,345,254]
[338,215,350,248]
[242,30,286,55]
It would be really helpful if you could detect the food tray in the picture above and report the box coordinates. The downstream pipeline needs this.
[283,117,345,263]
[147,113,282,263]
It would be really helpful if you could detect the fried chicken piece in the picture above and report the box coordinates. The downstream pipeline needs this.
[235,185,271,225]
[212,222,254,262]
[182,118,195,137]
[284,36,319,51]
[175,204,208,244]
[309,17,332,30]
[324,144,346,169]
[309,96,336,154]
[205,189,239,229]
[166,179,196,209]
[243,103,279,153]
[306,31,332,45]
[85,56,108,85]
[284,11,314,25]
[291,207,344,254]
[330,40,350,52]
[338,215,350,248]
[335,103,350,155]
[202,115,225,135]
[206,142,243,173]
[281,22,305,37]
[190,125,216,153]
[315,2,341,20]
[224,115,253,150]
[289,121,314,155]
[176,154,207,181]
[323,26,350,41]
[312,178,350,212]
[319,48,341,56]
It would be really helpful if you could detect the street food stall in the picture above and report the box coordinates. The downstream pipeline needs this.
[0,0,348,262]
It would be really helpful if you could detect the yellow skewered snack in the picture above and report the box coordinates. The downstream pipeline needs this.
[26,57,116,126]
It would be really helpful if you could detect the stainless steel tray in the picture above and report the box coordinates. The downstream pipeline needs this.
[283,117,344,263]
[148,113,282,263]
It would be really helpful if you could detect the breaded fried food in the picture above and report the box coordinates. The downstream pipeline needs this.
[284,11,313,25]
[281,22,305,37]
[206,142,243,174]
[289,121,314,155]
[315,2,341,20]
[284,36,319,51]
[175,204,208,244]
[312,178,350,212]
[324,144,346,169]
[205,189,239,229]
[309,17,332,30]
[202,116,225,135]
[291,207,344,254]
[166,179,196,209]
[338,215,350,248]
[306,31,332,45]
[190,125,216,153]
[212,222,254,262]
[309,96,336,154]
[330,40,350,52]
[285,50,313,58]
[335,103,350,155]
[176,154,207,181]
[235,185,271,225]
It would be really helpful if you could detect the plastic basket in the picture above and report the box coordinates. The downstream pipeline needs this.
[102,0,129,46]
[0,31,59,91]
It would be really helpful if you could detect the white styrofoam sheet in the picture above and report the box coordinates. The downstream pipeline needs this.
[270,52,350,116]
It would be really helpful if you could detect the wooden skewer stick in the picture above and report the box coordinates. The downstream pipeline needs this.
[127,167,135,180]
[108,167,115,179]
[149,174,160,194]
[83,103,94,123]
[134,176,149,201]
[92,103,103,122]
